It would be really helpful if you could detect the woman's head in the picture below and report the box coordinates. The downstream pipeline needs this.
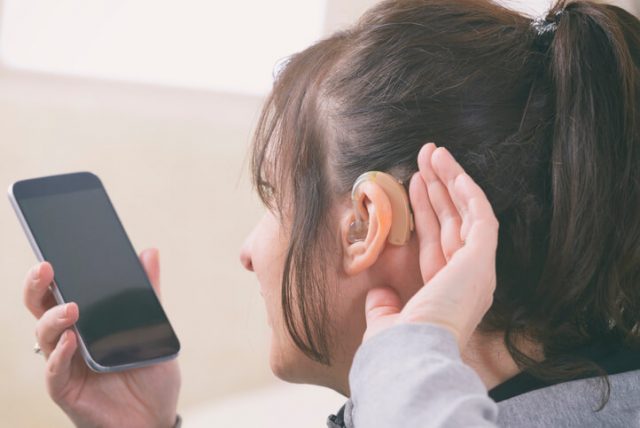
[242,0,640,391]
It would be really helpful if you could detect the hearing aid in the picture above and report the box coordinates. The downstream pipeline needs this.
[348,171,414,246]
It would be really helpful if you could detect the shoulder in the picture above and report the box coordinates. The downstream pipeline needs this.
[497,370,640,427]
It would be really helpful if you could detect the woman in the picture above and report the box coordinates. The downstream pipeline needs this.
[22,0,639,426]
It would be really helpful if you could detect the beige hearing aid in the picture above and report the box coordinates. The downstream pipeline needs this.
[348,171,414,246]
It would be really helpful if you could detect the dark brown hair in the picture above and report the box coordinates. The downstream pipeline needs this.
[251,0,640,393]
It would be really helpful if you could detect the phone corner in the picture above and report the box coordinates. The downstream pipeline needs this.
[6,181,16,201]
[84,356,112,373]
[77,171,103,185]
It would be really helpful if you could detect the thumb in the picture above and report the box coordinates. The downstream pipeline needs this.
[140,248,161,299]
[363,287,403,341]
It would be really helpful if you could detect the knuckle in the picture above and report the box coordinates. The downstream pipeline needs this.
[38,309,60,335]
[478,218,499,236]
[24,278,42,301]
[444,250,453,263]
[27,266,41,284]
[23,281,35,299]
[480,217,498,230]
[35,321,48,341]
[23,292,34,312]
[485,294,494,309]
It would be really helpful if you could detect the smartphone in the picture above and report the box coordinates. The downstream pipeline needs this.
[8,172,180,372]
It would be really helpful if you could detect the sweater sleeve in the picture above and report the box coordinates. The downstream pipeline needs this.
[348,323,499,428]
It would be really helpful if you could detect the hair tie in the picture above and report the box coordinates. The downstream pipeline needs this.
[531,9,565,35]
[531,9,565,50]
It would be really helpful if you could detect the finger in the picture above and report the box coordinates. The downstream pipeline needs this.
[35,303,79,358]
[363,287,403,342]
[431,147,499,246]
[432,174,499,305]
[429,175,500,306]
[430,147,467,208]
[365,287,403,324]
[24,262,57,319]
[418,144,464,261]
[140,248,161,298]
[431,147,472,240]
[46,329,78,404]
[408,171,446,282]
[454,173,500,254]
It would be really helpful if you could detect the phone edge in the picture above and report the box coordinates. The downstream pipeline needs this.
[7,181,179,373]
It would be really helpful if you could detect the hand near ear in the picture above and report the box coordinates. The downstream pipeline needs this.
[362,143,499,351]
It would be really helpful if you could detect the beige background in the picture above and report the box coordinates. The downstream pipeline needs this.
[1,1,637,427]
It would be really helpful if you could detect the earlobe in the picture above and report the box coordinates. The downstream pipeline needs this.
[341,181,392,276]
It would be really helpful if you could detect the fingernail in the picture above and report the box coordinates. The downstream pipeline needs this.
[60,331,68,345]
[142,248,155,264]
[32,264,41,280]
[63,303,70,318]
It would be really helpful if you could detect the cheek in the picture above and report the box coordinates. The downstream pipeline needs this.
[251,213,287,294]
[255,242,286,300]
[251,212,346,383]
[257,254,308,380]
[253,232,316,379]
[250,216,289,331]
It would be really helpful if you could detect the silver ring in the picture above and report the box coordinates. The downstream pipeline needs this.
[33,342,43,355]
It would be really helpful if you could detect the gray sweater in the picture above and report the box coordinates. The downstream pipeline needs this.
[327,324,640,427]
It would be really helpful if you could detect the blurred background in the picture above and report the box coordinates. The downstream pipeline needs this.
[0,0,637,426]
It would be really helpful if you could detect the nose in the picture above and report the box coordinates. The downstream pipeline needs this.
[239,234,254,272]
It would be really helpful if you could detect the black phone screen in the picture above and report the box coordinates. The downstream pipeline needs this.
[13,172,180,369]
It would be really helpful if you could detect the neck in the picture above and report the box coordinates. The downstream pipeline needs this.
[461,330,542,390]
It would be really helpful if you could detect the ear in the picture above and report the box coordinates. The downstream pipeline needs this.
[340,180,393,276]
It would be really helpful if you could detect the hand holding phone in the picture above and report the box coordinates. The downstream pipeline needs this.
[10,172,180,370]
[11,172,182,426]
[23,250,181,428]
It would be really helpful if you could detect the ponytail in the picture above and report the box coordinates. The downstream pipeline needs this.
[536,0,640,363]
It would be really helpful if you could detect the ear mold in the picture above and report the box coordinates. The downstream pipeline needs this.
[349,171,414,246]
